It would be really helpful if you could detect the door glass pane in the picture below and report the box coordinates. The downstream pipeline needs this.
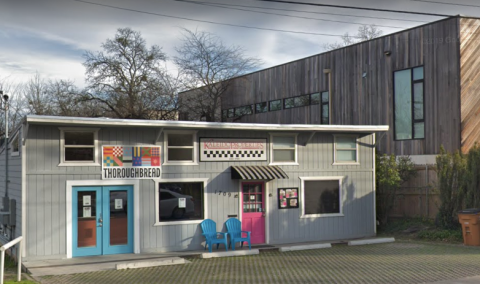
[77,191,97,248]
[109,190,128,246]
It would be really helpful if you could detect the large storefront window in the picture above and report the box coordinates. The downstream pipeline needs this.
[300,177,343,217]
[156,180,207,224]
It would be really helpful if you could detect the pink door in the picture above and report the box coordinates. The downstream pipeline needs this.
[241,182,265,244]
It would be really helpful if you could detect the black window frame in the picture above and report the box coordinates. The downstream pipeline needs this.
[393,65,425,141]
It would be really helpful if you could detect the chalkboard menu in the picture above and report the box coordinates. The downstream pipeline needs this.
[278,188,299,209]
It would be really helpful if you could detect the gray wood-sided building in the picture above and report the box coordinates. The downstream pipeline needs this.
[0,115,386,260]
[180,16,480,164]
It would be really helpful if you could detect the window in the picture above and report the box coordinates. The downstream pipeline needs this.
[154,178,208,225]
[10,133,20,156]
[310,93,321,105]
[270,134,297,164]
[300,177,343,217]
[234,105,253,117]
[255,102,268,113]
[59,128,100,166]
[284,94,310,109]
[227,108,234,118]
[334,135,358,164]
[269,99,282,111]
[164,131,197,164]
[222,109,228,121]
[321,91,329,124]
[394,66,424,140]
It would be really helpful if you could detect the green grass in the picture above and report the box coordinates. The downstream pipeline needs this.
[378,218,464,243]
[1,253,38,284]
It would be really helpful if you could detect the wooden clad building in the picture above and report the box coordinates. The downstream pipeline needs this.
[0,115,386,260]
[180,16,480,160]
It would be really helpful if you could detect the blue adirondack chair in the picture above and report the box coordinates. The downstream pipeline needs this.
[225,218,251,250]
[200,219,229,252]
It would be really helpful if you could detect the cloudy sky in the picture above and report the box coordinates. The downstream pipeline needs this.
[0,0,478,88]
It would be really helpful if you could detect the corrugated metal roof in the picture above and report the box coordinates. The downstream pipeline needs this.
[231,165,288,180]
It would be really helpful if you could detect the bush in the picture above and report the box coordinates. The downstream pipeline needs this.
[376,154,416,225]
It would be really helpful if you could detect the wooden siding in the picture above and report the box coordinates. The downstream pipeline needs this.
[219,17,462,155]
[460,18,480,153]
[25,125,375,258]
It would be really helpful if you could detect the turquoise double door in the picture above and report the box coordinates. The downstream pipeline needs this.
[73,185,134,257]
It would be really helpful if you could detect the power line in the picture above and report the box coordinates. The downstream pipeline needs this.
[411,0,480,7]
[255,0,452,17]
[175,0,409,29]
[71,0,366,38]
[176,0,429,23]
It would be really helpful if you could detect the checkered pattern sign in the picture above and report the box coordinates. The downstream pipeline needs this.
[200,138,267,161]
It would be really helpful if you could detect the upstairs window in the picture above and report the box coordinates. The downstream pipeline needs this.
[59,128,100,166]
[255,102,268,113]
[310,92,329,124]
[270,134,297,165]
[284,94,310,109]
[394,66,424,140]
[269,99,282,111]
[334,135,358,164]
[165,131,197,164]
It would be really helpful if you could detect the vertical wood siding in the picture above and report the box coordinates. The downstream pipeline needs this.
[25,125,374,258]
[219,17,462,155]
[460,18,480,153]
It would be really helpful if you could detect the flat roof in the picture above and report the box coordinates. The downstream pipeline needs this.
[25,115,388,133]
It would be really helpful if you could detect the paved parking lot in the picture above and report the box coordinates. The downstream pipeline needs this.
[37,241,480,284]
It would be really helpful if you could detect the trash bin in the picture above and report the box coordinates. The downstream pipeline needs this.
[458,208,480,246]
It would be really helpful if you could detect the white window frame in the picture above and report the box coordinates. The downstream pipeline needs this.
[153,178,209,226]
[299,176,344,218]
[10,132,20,157]
[333,134,359,165]
[59,127,100,166]
[164,130,198,165]
[269,133,298,165]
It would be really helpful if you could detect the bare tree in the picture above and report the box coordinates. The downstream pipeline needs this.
[174,29,261,122]
[324,24,383,50]
[0,77,28,143]
[83,27,178,120]
[23,73,54,115]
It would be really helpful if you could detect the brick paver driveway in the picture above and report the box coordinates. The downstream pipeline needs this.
[38,241,480,284]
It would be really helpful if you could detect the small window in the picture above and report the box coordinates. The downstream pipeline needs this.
[10,134,20,156]
[155,179,208,225]
[284,98,295,109]
[222,110,228,120]
[234,105,253,117]
[227,109,235,118]
[334,135,358,164]
[165,131,197,164]
[59,128,100,166]
[255,102,268,113]
[269,100,282,111]
[294,94,310,107]
[310,93,320,105]
[300,177,343,217]
[270,134,297,164]
[321,91,329,124]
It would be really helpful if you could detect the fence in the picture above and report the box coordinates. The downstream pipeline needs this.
[389,165,439,219]
[0,236,22,284]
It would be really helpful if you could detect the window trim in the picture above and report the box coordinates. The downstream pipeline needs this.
[333,135,359,165]
[269,133,298,165]
[10,132,20,157]
[153,178,209,226]
[393,65,425,141]
[163,130,198,165]
[59,127,100,167]
[299,176,344,218]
